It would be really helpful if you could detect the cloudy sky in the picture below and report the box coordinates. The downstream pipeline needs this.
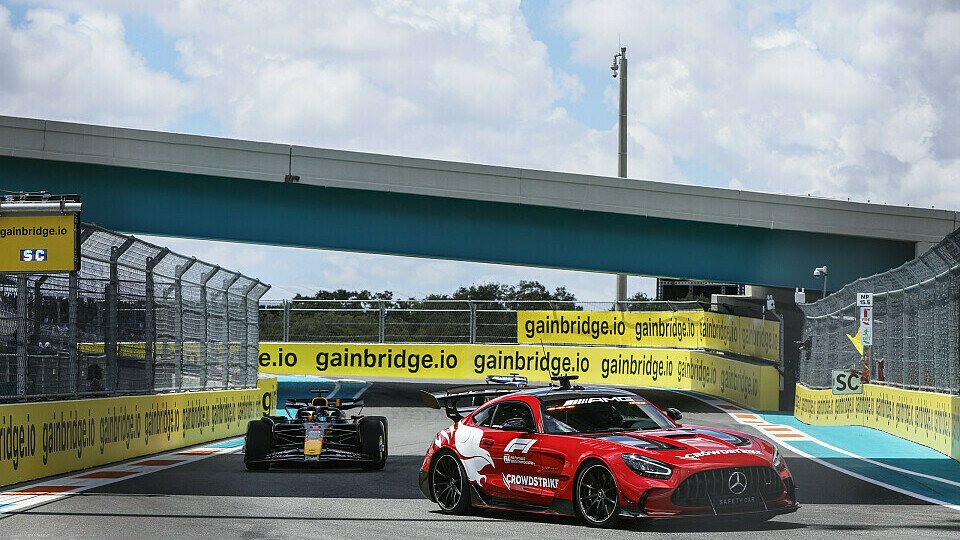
[1,1,957,300]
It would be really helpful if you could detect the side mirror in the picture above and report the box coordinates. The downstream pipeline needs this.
[666,408,683,421]
[501,417,534,432]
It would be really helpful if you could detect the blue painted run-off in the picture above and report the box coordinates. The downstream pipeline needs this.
[760,412,960,506]
[0,155,916,290]
[207,438,245,449]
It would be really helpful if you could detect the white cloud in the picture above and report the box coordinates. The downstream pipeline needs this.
[2,0,956,298]
[559,0,960,208]
[0,5,191,128]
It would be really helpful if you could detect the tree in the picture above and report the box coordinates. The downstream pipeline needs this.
[262,280,582,342]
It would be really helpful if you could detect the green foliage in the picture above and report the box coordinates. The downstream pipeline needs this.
[260,280,580,342]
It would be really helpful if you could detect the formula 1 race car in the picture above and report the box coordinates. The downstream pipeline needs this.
[244,381,387,471]
[419,375,798,527]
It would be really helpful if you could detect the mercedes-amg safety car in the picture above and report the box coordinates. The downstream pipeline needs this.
[418,376,798,527]
[244,381,387,471]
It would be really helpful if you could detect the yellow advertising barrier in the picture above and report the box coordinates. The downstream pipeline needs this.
[516,310,781,363]
[0,214,78,273]
[258,343,779,410]
[795,384,960,461]
[0,377,277,487]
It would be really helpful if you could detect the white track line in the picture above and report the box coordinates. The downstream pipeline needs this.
[0,438,243,515]
[667,389,960,512]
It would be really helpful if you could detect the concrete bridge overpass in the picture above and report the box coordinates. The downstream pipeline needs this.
[0,115,956,291]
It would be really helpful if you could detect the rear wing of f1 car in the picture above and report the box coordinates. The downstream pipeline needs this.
[420,375,534,421]
[285,378,372,413]
[284,396,365,411]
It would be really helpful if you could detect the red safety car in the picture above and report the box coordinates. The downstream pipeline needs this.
[418,376,798,527]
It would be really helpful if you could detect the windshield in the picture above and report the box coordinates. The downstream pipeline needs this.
[541,395,674,434]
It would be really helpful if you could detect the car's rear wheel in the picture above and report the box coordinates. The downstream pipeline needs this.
[243,419,272,471]
[359,416,388,471]
[431,452,471,514]
[574,461,620,527]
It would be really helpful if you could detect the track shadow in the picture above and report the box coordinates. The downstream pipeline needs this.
[89,454,428,499]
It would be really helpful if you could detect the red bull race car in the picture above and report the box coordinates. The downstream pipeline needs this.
[244,380,387,471]
[419,376,798,527]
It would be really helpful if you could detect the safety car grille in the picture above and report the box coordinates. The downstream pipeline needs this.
[671,466,783,507]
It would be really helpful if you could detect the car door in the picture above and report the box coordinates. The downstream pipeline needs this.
[479,400,553,503]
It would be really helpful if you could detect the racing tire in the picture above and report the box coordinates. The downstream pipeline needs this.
[244,419,272,471]
[431,452,471,515]
[359,416,388,471]
[573,461,621,528]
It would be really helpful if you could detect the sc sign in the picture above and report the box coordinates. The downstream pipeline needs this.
[20,249,48,262]
[831,369,864,395]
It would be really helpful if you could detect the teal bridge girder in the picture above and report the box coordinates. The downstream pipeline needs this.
[1,116,957,292]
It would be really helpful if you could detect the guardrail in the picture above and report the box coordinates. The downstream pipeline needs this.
[258,299,767,345]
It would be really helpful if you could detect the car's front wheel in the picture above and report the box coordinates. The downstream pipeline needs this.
[431,452,471,514]
[574,461,621,527]
[243,419,272,471]
[359,416,388,471]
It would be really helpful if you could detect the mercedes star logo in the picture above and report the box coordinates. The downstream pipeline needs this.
[728,471,748,495]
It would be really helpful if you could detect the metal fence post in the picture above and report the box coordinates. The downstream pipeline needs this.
[378,300,386,343]
[32,276,46,346]
[106,247,119,393]
[16,274,28,398]
[107,239,134,394]
[241,281,258,388]
[469,300,477,344]
[282,299,290,342]
[222,273,240,389]
[144,257,156,392]
[199,266,218,388]
[174,258,195,392]
[68,271,78,396]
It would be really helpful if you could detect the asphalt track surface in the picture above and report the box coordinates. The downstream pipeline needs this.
[2,383,958,540]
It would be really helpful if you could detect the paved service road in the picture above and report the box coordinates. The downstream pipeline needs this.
[2,384,958,540]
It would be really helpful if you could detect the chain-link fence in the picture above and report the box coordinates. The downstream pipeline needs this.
[259,299,762,345]
[799,228,960,394]
[0,224,269,401]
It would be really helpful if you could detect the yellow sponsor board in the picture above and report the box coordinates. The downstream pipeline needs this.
[0,377,277,487]
[795,384,960,461]
[258,343,779,410]
[516,310,781,363]
[0,214,78,273]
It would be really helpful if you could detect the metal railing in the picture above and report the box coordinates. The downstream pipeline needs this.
[799,227,960,395]
[258,299,762,345]
[0,224,270,401]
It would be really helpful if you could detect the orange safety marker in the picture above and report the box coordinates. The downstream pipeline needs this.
[10,485,79,495]
[74,471,139,479]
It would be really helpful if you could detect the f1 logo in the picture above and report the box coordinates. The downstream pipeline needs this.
[505,437,536,453]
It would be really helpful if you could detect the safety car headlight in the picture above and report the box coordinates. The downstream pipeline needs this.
[622,454,672,479]
[772,446,785,470]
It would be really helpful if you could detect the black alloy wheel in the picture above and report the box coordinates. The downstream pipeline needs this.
[574,462,620,527]
[432,453,470,514]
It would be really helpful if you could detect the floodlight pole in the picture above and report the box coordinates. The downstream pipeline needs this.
[614,47,628,307]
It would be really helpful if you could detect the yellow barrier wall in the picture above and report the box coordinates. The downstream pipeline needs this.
[259,343,779,410]
[517,310,781,363]
[0,377,278,486]
[795,384,960,461]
